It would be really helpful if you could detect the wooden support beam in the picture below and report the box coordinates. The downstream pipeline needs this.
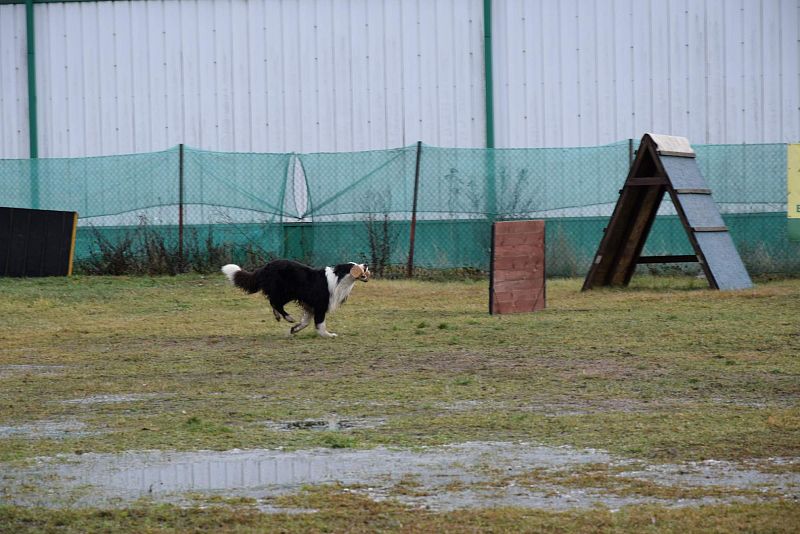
[636,255,698,264]
[674,188,712,195]
[692,226,728,232]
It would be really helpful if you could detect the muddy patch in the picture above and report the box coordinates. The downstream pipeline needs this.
[621,459,800,490]
[263,417,386,432]
[60,393,169,405]
[0,419,90,439]
[0,364,67,379]
[1,442,797,512]
[435,398,682,416]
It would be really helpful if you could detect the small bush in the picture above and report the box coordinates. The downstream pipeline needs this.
[76,218,278,276]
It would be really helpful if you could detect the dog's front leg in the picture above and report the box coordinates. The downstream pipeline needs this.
[314,309,336,338]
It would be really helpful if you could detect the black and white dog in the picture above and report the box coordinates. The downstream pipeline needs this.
[221,259,370,338]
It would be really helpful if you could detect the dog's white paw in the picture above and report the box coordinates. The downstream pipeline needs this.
[317,331,337,338]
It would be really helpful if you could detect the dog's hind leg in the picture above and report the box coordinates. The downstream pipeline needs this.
[269,299,295,323]
[289,309,311,335]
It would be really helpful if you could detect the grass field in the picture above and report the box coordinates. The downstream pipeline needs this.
[1,274,799,532]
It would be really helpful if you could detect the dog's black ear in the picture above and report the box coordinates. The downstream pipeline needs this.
[333,264,351,279]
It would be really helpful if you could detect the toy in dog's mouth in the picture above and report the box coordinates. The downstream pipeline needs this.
[350,264,371,282]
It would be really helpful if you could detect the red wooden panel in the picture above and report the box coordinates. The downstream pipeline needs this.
[490,220,546,314]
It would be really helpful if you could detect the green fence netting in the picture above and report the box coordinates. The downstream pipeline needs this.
[0,141,796,276]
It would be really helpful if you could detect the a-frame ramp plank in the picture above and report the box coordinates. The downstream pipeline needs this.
[610,185,665,286]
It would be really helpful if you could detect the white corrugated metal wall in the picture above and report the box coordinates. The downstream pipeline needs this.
[493,0,800,147]
[1,0,798,158]
[0,4,28,158]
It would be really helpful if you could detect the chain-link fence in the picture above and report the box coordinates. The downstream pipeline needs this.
[1,141,796,276]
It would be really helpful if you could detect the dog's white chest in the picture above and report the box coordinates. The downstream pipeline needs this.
[325,267,356,311]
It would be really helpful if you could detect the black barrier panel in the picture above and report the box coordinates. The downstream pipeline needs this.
[0,207,78,277]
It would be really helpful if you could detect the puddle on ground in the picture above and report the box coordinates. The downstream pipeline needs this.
[0,364,67,379]
[262,417,386,432]
[1,442,797,512]
[621,459,800,490]
[0,419,91,439]
[60,393,168,405]
[434,398,674,417]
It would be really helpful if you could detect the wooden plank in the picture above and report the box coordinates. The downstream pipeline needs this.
[583,137,664,289]
[636,255,698,264]
[674,188,711,195]
[614,185,664,286]
[627,177,669,186]
[692,226,728,233]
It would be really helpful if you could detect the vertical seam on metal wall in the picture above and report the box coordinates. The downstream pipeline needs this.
[593,0,600,145]
[556,0,563,145]
[776,0,783,140]
[347,0,354,149]
[647,0,654,134]
[312,2,320,151]
[739,0,745,142]
[721,0,728,142]
[383,0,390,149]
[433,1,440,143]
[684,0,689,138]
[242,0,251,151]
[365,0,372,148]
[483,0,493,148]
[576,0,582,145]
[331,0,339,151]
[666,0,672,134]
[128,1,137,153]
[279,0,287,151]
[229,0,237,151]
[521,1,528,147]
[759,0,765,141]
[628,0,634,139]
[178,1,186,149]
[450,0,457,148]
[398,0,406,146]
[539,0,545,145]
[703,0,709,141]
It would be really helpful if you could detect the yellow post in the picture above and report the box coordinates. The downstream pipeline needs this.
[789,145,800,241]
[67,212,78,276]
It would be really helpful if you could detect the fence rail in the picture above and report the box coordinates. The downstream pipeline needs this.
[1,141,796,276]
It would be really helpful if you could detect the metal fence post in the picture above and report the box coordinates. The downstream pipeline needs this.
[407,142,423,278]
[628,138,634,167]
[178,144,185,270]
[26,0,39,209]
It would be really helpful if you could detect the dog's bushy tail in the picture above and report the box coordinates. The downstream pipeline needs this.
[221,264,260,294]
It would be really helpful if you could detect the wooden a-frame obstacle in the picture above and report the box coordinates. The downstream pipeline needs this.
[583,133,752,291]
